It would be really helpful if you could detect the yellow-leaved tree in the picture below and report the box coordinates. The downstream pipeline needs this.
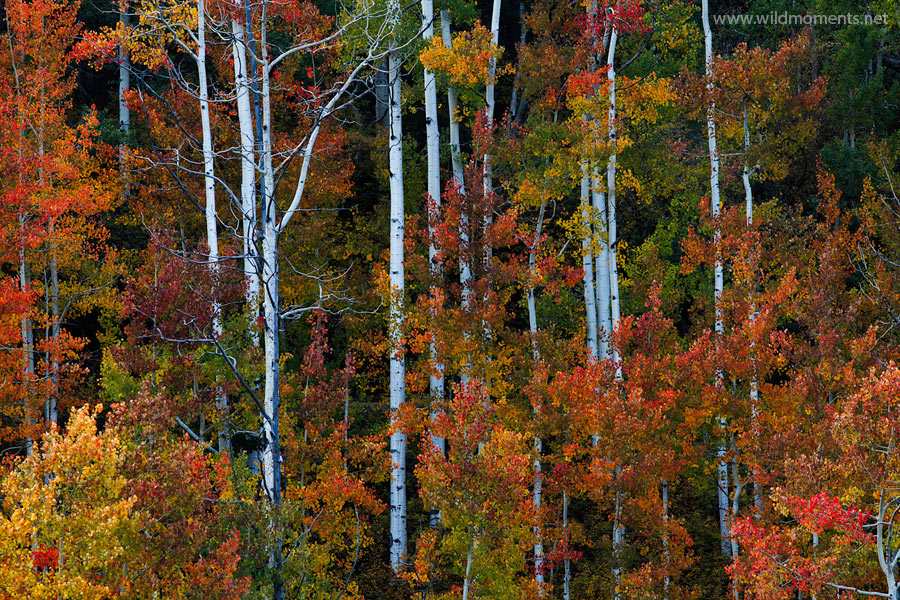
[0,405,139,599]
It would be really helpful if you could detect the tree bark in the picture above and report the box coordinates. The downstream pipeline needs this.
[701,0,730,558]
[421,0,445,516]
[742,101,763,515]
[528,201,546,589]
[259,13,284,598]
[441,9,471,383]
[20,215,33,457]
[563,491,571,600]
[462,538,474,600]
[582,167,599,358]
[388,11,407,570]
[663,480,670,600]
[196,0,230,453]
[231,15,260,340]
[118,0,130,185]
[606,25,621,373]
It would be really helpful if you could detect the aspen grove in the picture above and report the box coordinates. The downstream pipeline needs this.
[1,0,900,597]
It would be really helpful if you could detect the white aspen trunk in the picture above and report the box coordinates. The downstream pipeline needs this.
[586,1,611,364]
[35,86,57,425]
[742,103,752,231]
[730,449,743,560]
[606,29,625,597]
[563,492,571,600]
[49,243,58,424]
[662,480,670,600]
[259,19,284,599]
[232,16,260,337]
[717,436,730,557]
[442,10,464,193]
[605,26,621,373]
[482,0,501,202]
[441,9,471,382]
[462,538,474,600]
[508,0,527,124]
[527,203,545,361]
[422,0,445,501]
[20,216,34,456]
[197,0,217,275]
[581,168,599,358]
[586,65,609,600]
[878,492,900,600]
[585,167,606,600]
[811,531,818,600]
[533,440,544,590]
[119,0,130,182]
[528,202,546,590]
[731,453,743,600]
[8,3,32,454]
[612,481,624,600]
[388,25,408,571]
[593,176,612,361]
[196,0,229,452]
[481,0,501,342]
[742,102,763,516]
[701,0,730,558]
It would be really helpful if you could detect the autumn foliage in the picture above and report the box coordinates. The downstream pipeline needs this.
[0,0,899,598]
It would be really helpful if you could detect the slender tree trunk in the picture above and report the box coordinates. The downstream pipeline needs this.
[10,46,33,452]
[877,491,900,600]
[259,15,284,598]
[388,9,407,569]
[563,492,571,600]
[730,448,743,560]
[585,166,607,600]
[20,216,33,456]
[731,450,743,600]
[119,0,130,186]
[612,476,624,600]
[196,0,230,452]
[483,0,501,212]
[35,77,58,425]
[441,9,471,382]
[606,25,621,372]
[48,240,58,424]
[662,480,670,600]
[508,0,527,124]
[528,201,546,590]
[479,0,501,368]
[533,442,544,590]
[442,10,464,194]
[605,25,626,598]
[590,1,611,363]
[586,29,610,586]
[717,431,730,556]
[701,0,730,559]
[422,0,445,521]
[244,0,266,253]
[198,0,217,277]
[462,537,474,600]
[582,168,599,358]
[593,171,612,357]
[742,102,763,515]
[232,15,260,339]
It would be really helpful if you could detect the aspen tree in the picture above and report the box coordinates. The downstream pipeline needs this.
[387,0,407,571]
[440,8,472,383]
[421,0,445,492]
[230,8,260,326]
[700,0,731,559]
